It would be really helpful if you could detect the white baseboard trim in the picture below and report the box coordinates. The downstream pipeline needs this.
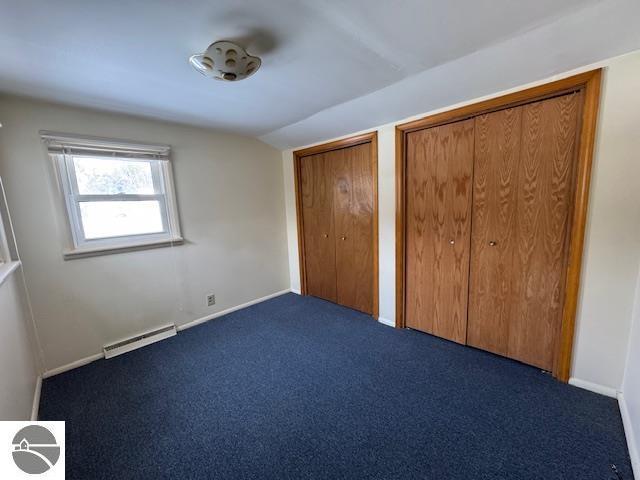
[618,392,639,478]
[43,352,105,379]
[568,377,618,398]
[290,288,301,295]
[30,375,42,421]
[40,289,292,379]
[177,289,291,332]
[378,317,395,327]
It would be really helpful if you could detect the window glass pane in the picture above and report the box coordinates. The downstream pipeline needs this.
[73,157,156,195]
[79,201,164,239]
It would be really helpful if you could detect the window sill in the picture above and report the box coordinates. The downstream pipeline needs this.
[0,260,21,288]
[63,237,184,260]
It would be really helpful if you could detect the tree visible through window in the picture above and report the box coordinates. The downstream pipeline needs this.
[74,157,155,195]
[71,156,166,240]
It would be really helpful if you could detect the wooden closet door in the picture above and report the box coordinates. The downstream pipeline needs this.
[332,143,374,314]
[405,119,474,343]
[508,93,580,370]
[467,107,523,356]
[468,94,580,370]
[300,152,337,303]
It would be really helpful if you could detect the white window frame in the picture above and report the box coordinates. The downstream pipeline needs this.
[41,132,183,259]
[0,188,11,266]
[0,176,21,286]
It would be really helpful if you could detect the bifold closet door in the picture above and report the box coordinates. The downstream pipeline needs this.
[467,107,523,356]
[332,143,374,315]
[468,93,581,370]
[300,143,374,315]
[405,119,474,343]
[300,152,337,303]
[508,93,581,369]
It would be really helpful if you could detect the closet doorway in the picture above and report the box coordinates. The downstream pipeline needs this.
[396,70,602,381]
[294,133,378,317]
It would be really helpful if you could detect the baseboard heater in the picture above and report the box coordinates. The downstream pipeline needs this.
[103,324,177,359]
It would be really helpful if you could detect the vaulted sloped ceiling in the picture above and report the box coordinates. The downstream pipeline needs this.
[0,0,638,149]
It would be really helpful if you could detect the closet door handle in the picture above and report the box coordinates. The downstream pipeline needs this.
[340,236,347,241]
[488,241,497,246]
[449,239,455,245]
[322,234,328,238]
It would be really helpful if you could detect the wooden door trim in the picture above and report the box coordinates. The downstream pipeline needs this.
[293,131,379,318]
[395,69,602,382]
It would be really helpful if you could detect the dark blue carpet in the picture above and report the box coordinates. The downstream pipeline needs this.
[40,293,634,479]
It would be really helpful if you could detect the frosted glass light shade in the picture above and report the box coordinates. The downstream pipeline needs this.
[189,40,261,82]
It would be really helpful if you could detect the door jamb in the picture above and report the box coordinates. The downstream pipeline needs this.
[395,70,602,382]
[293,132,379,318]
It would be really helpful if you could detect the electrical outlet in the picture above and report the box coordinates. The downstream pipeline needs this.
[206,294,216,306]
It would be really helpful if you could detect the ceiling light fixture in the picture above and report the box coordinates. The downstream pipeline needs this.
[189,40,261,82]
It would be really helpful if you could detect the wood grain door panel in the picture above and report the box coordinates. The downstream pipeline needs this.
[443,120,475,343]
[405,119,474,343]
[507,93,581,370]
[467,107,523,356]
[300,153,337,303]
[396,70,601,380]
[333,143,374,314]
[405,128,437,335]
[468,94,580,370]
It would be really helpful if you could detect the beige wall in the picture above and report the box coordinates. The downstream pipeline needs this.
[283,49,640,392]
[570,51,640,390]
[0,270,39,420]
[0,96,290,372]
[618,52,640,472]
[622,275,640,473]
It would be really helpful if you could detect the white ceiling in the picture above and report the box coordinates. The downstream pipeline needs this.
[0,0,637,149]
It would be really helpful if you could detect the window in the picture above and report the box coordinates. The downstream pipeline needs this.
[0,176,21,285]
[0,185,11,266]
[42,132,182,259]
